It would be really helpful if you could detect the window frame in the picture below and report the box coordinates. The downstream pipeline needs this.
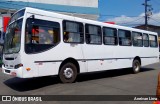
[103,27,118,45]
[132,31,143,47]
[85,24,102,45]
[143,33,149,47]
[63,20,84,44]
[25,18,61,54]
[118,29,132,46]
[149,34,158,48]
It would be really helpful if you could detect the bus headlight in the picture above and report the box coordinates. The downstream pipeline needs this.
[14,63,23,69]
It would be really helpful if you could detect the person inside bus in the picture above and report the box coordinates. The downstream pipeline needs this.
[64,31,73,42]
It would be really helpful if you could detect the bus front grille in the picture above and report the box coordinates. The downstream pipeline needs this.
[5,58,14,60]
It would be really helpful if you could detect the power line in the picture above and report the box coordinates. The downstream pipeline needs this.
[149,17,160,24]
[100,14,140,18]
[116,17,144,25]
[120,24,144,27]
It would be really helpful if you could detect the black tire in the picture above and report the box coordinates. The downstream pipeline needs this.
[132,59,141,74]
[59,63,77,83]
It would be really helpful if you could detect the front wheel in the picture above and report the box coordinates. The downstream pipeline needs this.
[59,63,77,83]
[132,59,141,74]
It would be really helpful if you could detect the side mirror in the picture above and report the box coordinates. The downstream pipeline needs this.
[31,15,35,19]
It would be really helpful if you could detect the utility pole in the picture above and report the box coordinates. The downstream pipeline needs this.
[142,0,153,30]
[144,0,148,29]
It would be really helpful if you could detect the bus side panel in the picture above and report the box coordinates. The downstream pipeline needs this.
[112,46,133,69]
[21,49,39,78]
[81,45,107,72]
[55,43,87,73]
[141,47,159,66]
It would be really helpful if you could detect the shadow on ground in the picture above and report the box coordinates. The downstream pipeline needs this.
[3,67,155,92]
[77,67,155,82]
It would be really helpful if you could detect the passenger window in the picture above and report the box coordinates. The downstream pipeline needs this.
[118,30,131,46]
[149,35,158,47]
[143,33,149,47]
[85,24,102,44]
[63,20,84,43]
[103,27,117,45]
[132,32,143,47]
[25,18,60,54]
[31,26,55,44]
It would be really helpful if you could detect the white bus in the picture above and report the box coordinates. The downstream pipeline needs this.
[2,7,159,83]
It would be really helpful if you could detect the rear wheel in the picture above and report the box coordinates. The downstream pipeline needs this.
[59,63,77,83]
[132,59,141,74]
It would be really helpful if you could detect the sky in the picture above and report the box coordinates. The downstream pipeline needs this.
[98,0,160,27]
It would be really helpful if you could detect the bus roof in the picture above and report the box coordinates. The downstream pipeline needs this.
[19,7,157,35]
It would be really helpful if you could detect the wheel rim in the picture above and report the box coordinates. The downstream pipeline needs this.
[134,62,140,72]
[63,67,74,79]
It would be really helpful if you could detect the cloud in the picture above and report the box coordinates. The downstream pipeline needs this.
[106,12,160,27]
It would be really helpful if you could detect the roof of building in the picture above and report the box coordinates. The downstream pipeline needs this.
[135,24,160,29]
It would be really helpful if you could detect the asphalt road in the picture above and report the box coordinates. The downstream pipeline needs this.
[0,62,160,104]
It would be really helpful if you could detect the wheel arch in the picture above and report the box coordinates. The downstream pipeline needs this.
[133,56,141,65]
[59,57,80,74]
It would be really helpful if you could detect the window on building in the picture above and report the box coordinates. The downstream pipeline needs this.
[143,33,149,47]
[63,20,84,43]
[85,24,102,44]
[132,32,143,47]
[149,35,158,47]
[103,27,117,45]
[118,29,131,46]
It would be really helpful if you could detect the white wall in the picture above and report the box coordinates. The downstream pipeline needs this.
[12,0,98,8]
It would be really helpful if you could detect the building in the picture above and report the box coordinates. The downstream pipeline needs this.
[135,25,160,36]
[0,0,99,20]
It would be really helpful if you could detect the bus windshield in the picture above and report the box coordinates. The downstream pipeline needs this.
[4,19,23,54]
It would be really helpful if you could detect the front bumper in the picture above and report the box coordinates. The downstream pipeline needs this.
[2,65,23,78]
